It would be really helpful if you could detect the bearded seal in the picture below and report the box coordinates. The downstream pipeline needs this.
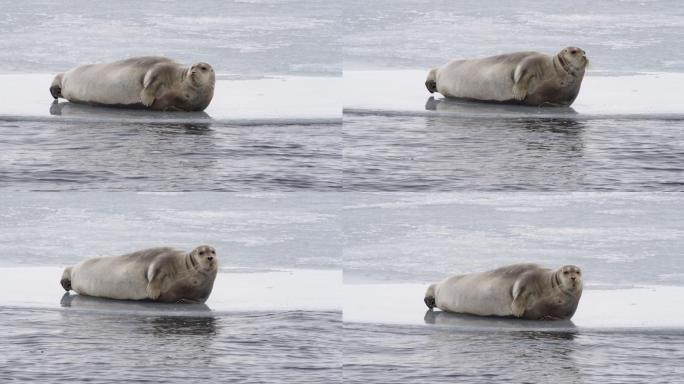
[424,264,583,320]
[50,57,215,111]
[60,245,218,303]
[425,47,588,107]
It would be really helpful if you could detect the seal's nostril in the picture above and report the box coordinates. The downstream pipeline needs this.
[207,256,213,261]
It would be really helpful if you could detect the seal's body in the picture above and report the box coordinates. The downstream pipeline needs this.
[424,263,583,320]
[60,246,218,303]
[50,57,215,111]
[426,47,587,107]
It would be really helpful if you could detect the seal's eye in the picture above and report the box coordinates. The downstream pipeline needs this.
[199,251,205,256]
[563,271,569,275]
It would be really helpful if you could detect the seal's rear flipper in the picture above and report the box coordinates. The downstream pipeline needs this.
[50,73,63,99]
[424,283,437,309]
[425,68,438,93]
[60,267,72,291]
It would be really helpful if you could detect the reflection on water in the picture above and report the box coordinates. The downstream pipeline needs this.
[144,316,217,337]
[0,307,341,383]
[423,310,576,331]
[425,96,578,116]
[0,118,341,191]
[343,112,684,191]
[60,293,212,314]
[49,100,214,121]
[344,321,684,384]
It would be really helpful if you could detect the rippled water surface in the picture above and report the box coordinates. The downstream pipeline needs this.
[343,114,684,191]
[0,120,341,191]
[344,322,684,384]
[0,307,341,383]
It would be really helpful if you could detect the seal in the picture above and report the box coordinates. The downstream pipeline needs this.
[425,47,588,106]
[50,56,215,111]
[424,263,583,320]
[60,245,218,303]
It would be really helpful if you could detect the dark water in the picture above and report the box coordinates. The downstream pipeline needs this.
[0,119,341,191]
[0,307,341,383]
[343,113,684,191]
[343,0,684,73]
[1,0,340,76]
[344,321,684,384]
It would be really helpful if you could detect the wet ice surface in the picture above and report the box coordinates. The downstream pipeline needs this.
[1,0,340,76]
[0,193,341,269]
[0,307,341,383]
[343,193,684,285]
[343,0,684,73]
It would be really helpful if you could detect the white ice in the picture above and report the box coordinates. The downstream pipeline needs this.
[0,74,341,123]
[0,267,341,313]
[344,283,684,329]
[344,70,684,118]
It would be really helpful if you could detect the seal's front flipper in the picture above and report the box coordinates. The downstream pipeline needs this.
[512,66,532,101]
[146,282,161,300]
[140,88,156,107]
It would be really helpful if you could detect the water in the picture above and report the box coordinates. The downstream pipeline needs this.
[343,193,684,286]
[343,322,684,384]
[343,114,684,191]
[0,120,341,191]
[0,307,341,383]
[0,0,341,76]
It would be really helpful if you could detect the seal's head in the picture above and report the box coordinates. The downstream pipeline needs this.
[189,245,218,273]
[556,265,583,293]
[188,62,216,88]
[557,47,588,76]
